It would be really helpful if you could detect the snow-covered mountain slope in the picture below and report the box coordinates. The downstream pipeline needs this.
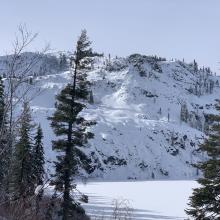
[17,54,220,180]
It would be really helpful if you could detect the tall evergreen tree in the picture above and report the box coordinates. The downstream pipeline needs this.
[0,76,9,192]
[0,76,5,126]
[194,59,198,73]
[33,124,45,186]
[59,53,68,71]
[49,30,100,219]
[89,90,94,104]
[180,102,188,123]
[32,124,45,215]
[186,101,220,219]
[9,102,35,199]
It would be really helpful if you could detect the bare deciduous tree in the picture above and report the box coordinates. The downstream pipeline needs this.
[112,198,133,220]
[0,24,49,156]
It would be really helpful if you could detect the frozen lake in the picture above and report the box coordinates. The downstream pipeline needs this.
[78,180,198,220]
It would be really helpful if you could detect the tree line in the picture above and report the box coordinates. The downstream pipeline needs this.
[0,27,101,219]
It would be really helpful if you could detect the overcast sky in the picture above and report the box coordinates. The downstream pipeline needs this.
[1,0,220,73]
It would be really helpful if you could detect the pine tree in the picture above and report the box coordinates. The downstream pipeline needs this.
[193,59,198,73]
[33,124,45,186]
[186,101,220,219]
[0,76,10,192]
[0,75,6,184]
[9,102,35,199]
[49,30,99,219]
[32,124,45,215]
[158,107,162,115]
[89,90,94,104]
[203,118,210,135]
[209,80,214,94]
[59,53,68,71]
[0,76,5,127]
[180,102,188,123]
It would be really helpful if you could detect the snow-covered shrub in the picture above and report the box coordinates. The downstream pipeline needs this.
[112,198,133,220]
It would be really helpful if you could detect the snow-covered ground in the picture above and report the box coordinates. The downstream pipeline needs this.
[78,180,197,220]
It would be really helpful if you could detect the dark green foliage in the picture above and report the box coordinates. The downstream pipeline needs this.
[128,54,166,63]
[128,54,163,77]
[186,101,220,219]
[33,124,45,185]
[193,59,198,73]
[59,53,68,71]
[180,102,188,123]
[29,77,33,85]
[0,76,5,124]
[0,76,10,192]
[49,30,98,219]
[89,91,94,104]
[9,102,35,198]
